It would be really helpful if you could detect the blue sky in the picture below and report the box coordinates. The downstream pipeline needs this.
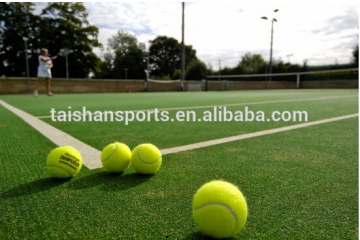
[35,1,359,70]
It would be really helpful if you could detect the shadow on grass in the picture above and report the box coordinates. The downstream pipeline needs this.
[101,172,152,192]
[185,232,237,240]
[67,171,152,192]
[67,171,121,190]
[1,177,68,199]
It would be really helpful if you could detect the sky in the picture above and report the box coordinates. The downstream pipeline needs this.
[35,1,359,70]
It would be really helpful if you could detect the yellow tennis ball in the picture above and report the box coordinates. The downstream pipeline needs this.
[131,143,162,174]
[46,146,83,178]
[101,142,131,173]
[192,180,248,238]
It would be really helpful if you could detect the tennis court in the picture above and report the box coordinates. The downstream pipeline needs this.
[0,89,358,239]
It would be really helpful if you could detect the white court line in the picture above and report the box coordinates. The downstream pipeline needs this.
[0,99,102,169]
[161,113,359,155]
[0,99,358,169]
[36,95,357,119]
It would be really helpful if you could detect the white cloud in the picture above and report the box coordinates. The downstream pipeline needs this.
[36,1,360,70]
[181,0,359,68]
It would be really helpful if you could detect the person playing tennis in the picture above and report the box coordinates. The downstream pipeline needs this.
[34,48,56,96]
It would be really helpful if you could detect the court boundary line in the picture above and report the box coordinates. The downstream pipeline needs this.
[161,113,358,155]
[36,95,357,119]
[0,99,102,170]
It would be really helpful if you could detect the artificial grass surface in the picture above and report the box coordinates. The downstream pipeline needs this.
[0,90,358,239]
[1,90,357,150]
[0,89,357,117]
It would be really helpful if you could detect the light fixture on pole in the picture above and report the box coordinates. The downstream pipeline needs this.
[286,54,293,63]
[59,48,73,79]
[261,9,279,81]
[23,37,30,92]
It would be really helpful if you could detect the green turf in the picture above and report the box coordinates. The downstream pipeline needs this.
[0,89,357,117]
[0,89,357,150]
[0,90,358,239]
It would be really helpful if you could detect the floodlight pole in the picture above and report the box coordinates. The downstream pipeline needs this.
[66,55,69,79]
[61,48,73,79]
[261,9,279,82]
[269,19,274,81]
[23,37,30,93]
[144,49,150,91]
[218,59,221,81]
[125,68,128,79]
[181,2,185,88]
[145,51,150,78]
[143,47,150,79]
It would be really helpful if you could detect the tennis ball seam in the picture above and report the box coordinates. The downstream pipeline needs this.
[137,145,161,165]
[102,143,117,162]
[47,165,72,177]
[194,203,237,234]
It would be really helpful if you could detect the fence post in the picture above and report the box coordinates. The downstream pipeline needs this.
[296,74,300,89]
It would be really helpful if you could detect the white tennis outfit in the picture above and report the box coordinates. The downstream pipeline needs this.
[37,55,52,78]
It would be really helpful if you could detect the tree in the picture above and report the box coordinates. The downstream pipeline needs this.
[0,3,101,78]
[212,52,304,80]
[149,36,197,78]
[352,45,359,65]
[0,3,41,77]
[207,63,214,76]
[39,3,101,78]
[219,65,244,76]
[172,69,181,80]
[95,30,146,79]
[271,58,293,73]
[96,51,114,79]
[185,59,208,80]
[238,52,267,74]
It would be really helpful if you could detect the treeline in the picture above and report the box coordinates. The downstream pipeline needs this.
[1,3,358,80]
[96,32,208,80]
[0,3,101,79]
[0,2,208,80]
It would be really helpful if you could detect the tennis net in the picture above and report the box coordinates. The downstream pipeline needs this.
[206,68,358,90]
[147,79,204,92]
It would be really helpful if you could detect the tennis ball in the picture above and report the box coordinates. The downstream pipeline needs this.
[131,143,162,174]
[192,180,248,238]
[101,142,131,173]
[46,146,83,178]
